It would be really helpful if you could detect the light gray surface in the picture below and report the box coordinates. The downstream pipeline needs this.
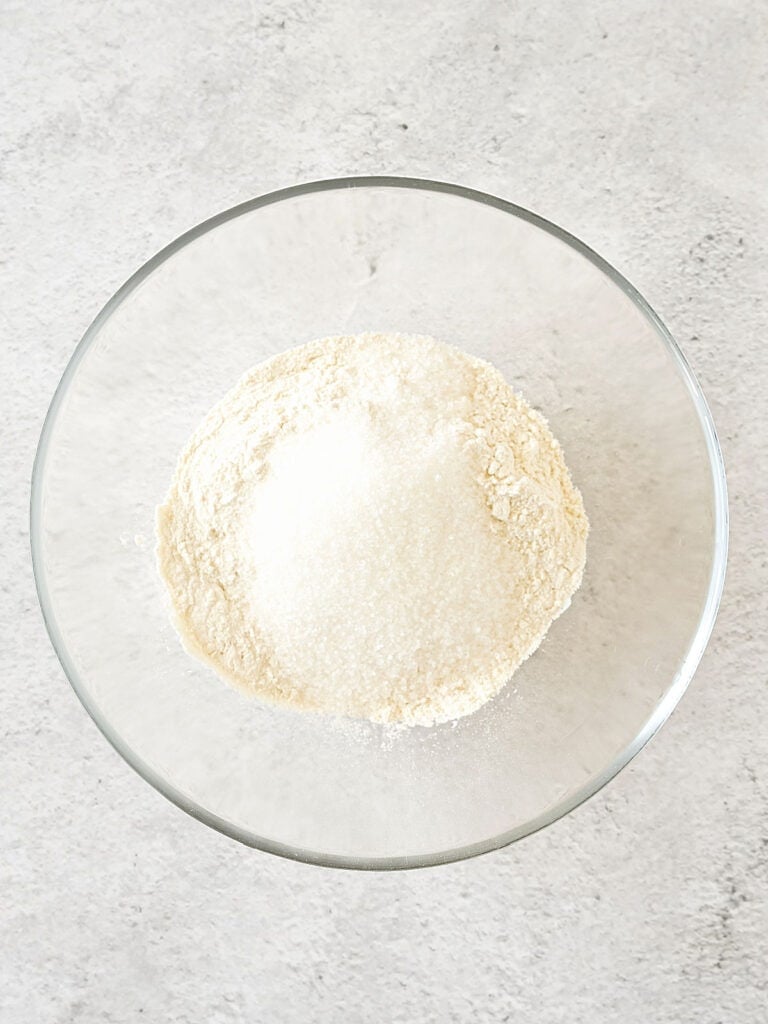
[1,1,766,1021]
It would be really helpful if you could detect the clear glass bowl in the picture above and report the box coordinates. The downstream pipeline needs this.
[31,178,727,868]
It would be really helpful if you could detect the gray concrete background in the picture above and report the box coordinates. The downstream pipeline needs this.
[2,1,766,1021]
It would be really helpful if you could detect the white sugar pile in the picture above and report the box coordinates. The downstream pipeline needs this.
[157,333,588,726]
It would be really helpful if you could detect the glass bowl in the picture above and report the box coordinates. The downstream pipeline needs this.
[31,177,727,868]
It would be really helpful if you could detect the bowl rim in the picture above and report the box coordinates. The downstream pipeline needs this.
[30,175,729,870]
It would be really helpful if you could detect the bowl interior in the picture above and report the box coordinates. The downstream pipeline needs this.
[33,181,725,866]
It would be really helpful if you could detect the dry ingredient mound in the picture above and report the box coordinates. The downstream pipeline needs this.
[157,333,588,726]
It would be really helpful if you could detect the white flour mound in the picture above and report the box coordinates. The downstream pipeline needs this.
[157,333,588,726]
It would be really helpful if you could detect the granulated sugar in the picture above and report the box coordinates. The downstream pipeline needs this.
[156,333,588,726]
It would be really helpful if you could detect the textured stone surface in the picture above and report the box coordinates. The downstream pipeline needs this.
[1,1,766,1021]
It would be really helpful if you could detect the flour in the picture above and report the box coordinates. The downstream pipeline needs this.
[156,333,588,726]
